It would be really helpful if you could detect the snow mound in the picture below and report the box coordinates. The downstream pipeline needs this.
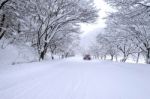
[0,40,37,66]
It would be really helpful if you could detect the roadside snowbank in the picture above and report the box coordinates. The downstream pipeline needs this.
[0,40,36,66]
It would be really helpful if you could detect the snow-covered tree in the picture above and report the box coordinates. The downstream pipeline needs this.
[96,33,118,61]
[27,0,98,60]
[0,0,30,40]
[0,0,98,61]
[103,0,150,64]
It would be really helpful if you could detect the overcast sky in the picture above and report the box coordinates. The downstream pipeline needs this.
[81,0,112,35]
[80,0,111,49]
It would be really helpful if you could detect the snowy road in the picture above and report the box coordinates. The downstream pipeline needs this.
[0,57,150,99]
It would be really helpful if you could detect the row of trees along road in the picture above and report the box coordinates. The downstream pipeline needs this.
[0,0,98,61]
[94,0,150,64]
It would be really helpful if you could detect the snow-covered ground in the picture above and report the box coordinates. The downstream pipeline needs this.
[0,56,150,99]
[0,40,37,66]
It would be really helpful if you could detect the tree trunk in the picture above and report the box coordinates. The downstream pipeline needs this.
[0,14,6,40]
[39,42,48,61]
[104,55,107,60]
[39,31,49,61]
[100,56,103,60]
[39,51,45,60]
[115,55,118,62]
[51,56,54,60]
[110,55,114,61]
[61,55,64,59]
[51,53,54,60]
[136,53,140,63]
[65,53,69,58]
[121,54,128,62]
[146,48,150,64]
[0,31,5,40]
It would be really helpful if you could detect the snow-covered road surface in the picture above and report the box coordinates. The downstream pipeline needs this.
[0,57,150,99]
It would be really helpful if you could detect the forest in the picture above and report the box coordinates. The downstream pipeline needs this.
[0,0,98,62]
[90,0,150,64]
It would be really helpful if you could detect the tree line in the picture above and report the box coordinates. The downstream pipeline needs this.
[91,0,150,64]
[0,0,98,61]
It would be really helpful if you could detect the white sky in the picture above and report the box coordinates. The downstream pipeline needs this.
[80,0,111,36]
[80,0,112,49]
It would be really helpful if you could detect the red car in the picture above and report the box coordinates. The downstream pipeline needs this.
[83,54,91,60]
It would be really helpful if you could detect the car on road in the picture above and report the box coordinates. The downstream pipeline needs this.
[83,54,91,60]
